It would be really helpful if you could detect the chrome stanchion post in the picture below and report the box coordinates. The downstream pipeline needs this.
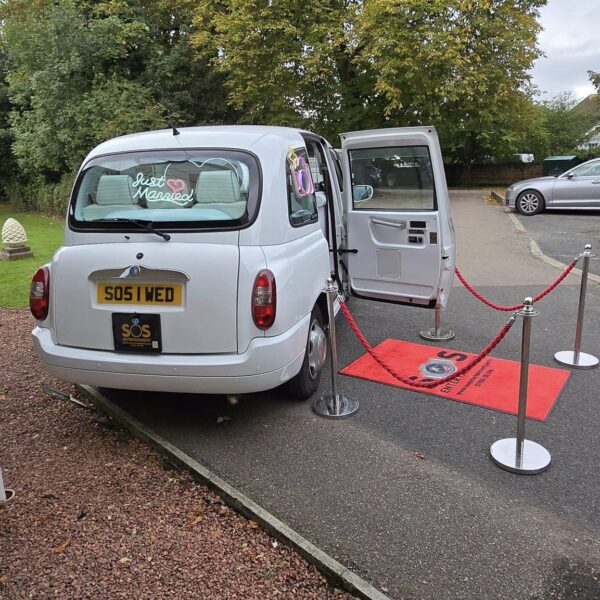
[0,467,15,504]
[490,297,551,474]
[419,306,455,341]
[555,244,598,369]
[313,279,359,419]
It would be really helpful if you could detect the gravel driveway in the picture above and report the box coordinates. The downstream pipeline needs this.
[0,308,355,599]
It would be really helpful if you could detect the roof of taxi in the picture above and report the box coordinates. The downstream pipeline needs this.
[86,125,311,161]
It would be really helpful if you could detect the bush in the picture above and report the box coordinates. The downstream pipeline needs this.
[1,175,73,216]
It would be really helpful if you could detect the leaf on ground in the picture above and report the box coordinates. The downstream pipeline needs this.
[0,394,6,401]
[411,451,426,460]
[248,520,259,529]
[119,557,132,564]
[54,538,71,554]
[209,529,222,539]
[188,507,205,526]
[0,575,7,585]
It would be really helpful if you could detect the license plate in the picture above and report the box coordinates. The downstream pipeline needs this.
[112,313,162,353]
[98,283,182,306]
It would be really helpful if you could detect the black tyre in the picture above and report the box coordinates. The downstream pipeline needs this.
[516,190,544,215]
[286,305,327,400]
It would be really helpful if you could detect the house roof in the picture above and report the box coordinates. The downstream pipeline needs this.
[572,94,600,118]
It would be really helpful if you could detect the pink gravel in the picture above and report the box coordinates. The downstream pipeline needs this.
[0,308,356,599]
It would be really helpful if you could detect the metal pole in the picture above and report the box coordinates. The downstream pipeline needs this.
[490,297,551,474]
[419,306,455,341]
[515,298,534,468]
[555,244,599,369]
[313,279,359,419]
[0,467,14,504]
[326,281,340,413]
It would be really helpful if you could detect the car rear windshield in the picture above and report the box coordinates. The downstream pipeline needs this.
[69,149,261,230]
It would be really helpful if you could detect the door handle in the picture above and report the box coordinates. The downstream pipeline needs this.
[371,218,406,229]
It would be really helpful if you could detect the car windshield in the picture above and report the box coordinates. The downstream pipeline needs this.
[567,161,600,177]
[69,149,260,229]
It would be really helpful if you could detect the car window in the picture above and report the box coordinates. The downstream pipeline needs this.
[286,147,318,227]
[349,145,436,210]
[569,161,600,177]
[70,149,259,229]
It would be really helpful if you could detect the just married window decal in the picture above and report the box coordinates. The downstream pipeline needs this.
[131,166,194,206]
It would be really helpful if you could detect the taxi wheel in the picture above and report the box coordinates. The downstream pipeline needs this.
[516,190,544,215]
[286,306,327,400]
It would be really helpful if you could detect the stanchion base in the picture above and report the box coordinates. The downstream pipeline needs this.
[313,394,359,419]
[554,350,599,369]
[0,489,15,505]
[490,438,551,474]
[419,328,455,341]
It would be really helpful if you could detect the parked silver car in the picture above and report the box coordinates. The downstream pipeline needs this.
[505,157,600,215]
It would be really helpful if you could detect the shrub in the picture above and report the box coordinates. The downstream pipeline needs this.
[1,175,73,216]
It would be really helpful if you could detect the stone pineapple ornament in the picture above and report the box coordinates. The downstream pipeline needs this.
[1,217,33,260]
[2,218,28,247]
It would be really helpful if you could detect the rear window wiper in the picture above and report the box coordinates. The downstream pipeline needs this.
[98,218,171,241]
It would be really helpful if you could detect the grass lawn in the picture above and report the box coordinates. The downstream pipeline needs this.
[0,205,64,308]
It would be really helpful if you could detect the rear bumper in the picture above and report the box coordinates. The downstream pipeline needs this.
[32,316,309,395]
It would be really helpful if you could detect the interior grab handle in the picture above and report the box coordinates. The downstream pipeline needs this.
[371,218,406,229]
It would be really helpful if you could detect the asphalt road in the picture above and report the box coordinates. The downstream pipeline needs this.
[103,191,600,600]
[512,208,600,277]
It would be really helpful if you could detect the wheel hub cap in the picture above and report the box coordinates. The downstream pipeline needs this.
[520,193,539,213]
[308,320,327,379]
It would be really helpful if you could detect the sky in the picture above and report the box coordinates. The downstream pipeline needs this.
[530,0,600,101]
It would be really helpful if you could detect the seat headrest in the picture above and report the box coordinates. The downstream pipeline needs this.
[196,171,241,204]
[96,175,136,206]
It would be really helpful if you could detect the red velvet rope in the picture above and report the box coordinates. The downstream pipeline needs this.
[338,300,516,389]
[454,259,578,312]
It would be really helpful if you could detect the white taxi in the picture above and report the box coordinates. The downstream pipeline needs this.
[30,125,455,399]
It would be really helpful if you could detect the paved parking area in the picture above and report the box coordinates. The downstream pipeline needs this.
[511,209,600,277]
[101,191,600,600]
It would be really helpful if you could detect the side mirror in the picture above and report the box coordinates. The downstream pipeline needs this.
[315,191,327,209]
[352,185,374,203]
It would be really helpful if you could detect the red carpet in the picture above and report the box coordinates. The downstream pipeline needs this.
[340,338,570,421]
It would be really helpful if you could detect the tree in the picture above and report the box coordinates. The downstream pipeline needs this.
[3,0,166,178]
[137,0,235,127]
[532,92,598,157]
[191,0,386,140]
[355,0,547,164]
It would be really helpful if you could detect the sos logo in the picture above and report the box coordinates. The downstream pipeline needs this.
[121,323,151,339]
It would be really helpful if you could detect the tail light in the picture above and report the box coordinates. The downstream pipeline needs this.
[252,269,276,329]
[29,266,50,320]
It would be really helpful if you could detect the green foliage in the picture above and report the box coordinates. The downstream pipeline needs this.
[4,0,166,178]
[192,0,385,139]
[138,0,235,126]
[531,92,598,157]
[0,205,64,307]
[356,0,547,164]
[2,176,72,215]
[0,0,594,196]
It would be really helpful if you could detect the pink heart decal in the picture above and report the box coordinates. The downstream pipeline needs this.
[166,178,186,194]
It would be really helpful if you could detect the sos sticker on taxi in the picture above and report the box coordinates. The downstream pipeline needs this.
[112,313,162,353]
